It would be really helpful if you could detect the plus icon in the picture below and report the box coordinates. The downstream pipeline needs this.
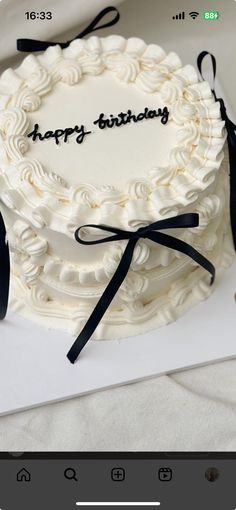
[111,467,125,481]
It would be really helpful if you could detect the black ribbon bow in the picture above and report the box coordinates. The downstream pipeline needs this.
[197,51,236,250]
[67,213,215,364]
[0,211,10,320]
[17,6,120,52]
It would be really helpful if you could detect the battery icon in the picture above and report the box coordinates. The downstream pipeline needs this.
[203,11,220,20]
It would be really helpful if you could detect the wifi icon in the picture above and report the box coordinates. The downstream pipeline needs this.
[189,11,199,19]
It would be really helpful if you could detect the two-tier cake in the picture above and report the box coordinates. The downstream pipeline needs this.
[0,36,234,341]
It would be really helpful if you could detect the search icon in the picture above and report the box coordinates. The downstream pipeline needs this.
[64,467,78,481]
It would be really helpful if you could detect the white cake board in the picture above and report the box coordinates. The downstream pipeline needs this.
[0,258,235,416]
[0,60,235,416]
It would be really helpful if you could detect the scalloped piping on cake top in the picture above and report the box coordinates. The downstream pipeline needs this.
[0,36,226,238]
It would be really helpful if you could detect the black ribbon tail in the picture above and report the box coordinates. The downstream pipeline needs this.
[226,117,236,250]
[17,38,58,52]
[0,211,10,320]
[73,5,120,39]
[17,6,120,52]
[147,230,215,284]
[67,213,215,363]
[197,51,236,250]
[197,51,216,96]
[67,238,137,364]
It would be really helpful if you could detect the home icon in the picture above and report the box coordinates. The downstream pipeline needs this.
[16,468,31,482]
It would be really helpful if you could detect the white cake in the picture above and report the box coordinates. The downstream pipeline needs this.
[0,36,234,341]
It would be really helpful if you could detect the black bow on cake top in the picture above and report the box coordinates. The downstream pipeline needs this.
[17,6,120,52]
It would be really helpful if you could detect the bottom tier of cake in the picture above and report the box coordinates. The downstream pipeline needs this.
[3,156,235,341]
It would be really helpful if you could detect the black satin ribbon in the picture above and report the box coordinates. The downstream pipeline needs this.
[67,213,215,363]
[0,211,10,320]
[17,6,120,52]
[197,51,236,250]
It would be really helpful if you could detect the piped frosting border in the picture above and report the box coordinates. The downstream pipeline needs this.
[0,36,226,236]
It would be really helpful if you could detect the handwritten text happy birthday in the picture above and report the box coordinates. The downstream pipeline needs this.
[27,106,170,146]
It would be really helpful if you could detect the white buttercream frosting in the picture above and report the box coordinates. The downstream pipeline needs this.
[0,36,234,340]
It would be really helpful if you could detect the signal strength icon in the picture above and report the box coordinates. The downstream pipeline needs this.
[172,11,185,20]
[189,11,199,19]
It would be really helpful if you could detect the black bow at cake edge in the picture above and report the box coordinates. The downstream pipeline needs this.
[67,213,215,364]
[17,6,120,52]
[197,51,236,250]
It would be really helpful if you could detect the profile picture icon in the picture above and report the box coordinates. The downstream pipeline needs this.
[205,467,220,482]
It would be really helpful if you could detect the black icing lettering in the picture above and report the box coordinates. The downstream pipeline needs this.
[44,130,54,139]
[75,125,92,144]
[27,124,91,145]
[64,127,75,143]
[137,112,145,121]
[147,110,156,119]
[53,129,64,145]
[117,112,129,125]
[161,106,169,125]
[107,115,116,128]
[113,117,123,127]
[93,113,107,129]
[27,106,170,146]
[93,106,170,130]
[27,123,44,141]
[126,109,138,123]
[74,125,80,134]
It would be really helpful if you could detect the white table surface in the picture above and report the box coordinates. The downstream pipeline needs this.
[0,0,236,451]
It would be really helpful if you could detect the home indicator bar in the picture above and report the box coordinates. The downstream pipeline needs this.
[76,503,161,507]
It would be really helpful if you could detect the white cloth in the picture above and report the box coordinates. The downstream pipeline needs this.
[0,0,235,451]
[1,361,236,451]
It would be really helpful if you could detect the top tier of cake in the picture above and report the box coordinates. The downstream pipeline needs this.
[0,36,225,235]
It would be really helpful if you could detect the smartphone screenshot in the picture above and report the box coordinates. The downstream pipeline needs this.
[0,0,235,508]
